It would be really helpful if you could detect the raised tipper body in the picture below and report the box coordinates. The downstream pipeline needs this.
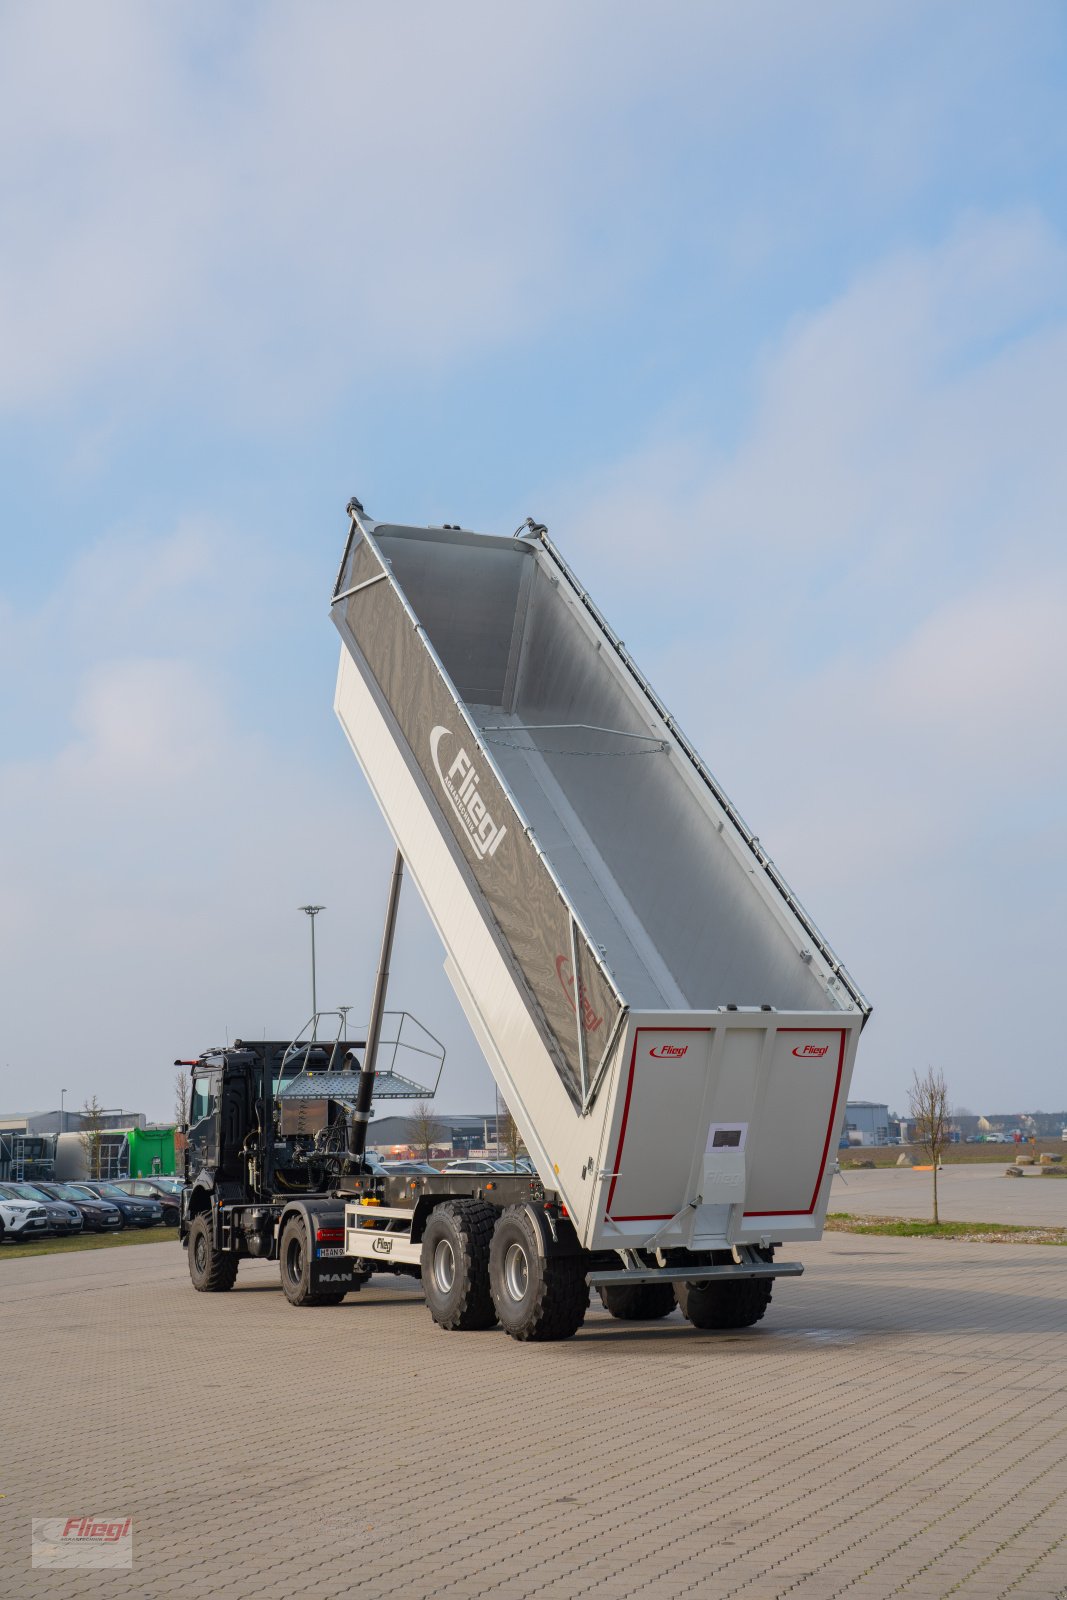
[331,505,870,1260]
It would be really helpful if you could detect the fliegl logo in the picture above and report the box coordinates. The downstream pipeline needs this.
[792,1043,829,1058]
[555,955,604,1032]
[650,1043,688,1059]
[430,726,508,861]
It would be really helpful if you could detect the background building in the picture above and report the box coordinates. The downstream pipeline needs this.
[367,1112,502,1158]
[842,1101,892,1146]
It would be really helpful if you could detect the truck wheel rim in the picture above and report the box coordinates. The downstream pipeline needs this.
[285,1236,303,1283]
[193,1234,206,1272]
[433,1238,456,1293]
[503,1241,529,1302]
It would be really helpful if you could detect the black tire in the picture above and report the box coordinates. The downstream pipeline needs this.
[674,1248,774,1329]
[188,1214,239,1292]
[279,1213,345,1306]
[598,1282,677,1321]
[489,1207,588,1342]
[420,1200,497,1331]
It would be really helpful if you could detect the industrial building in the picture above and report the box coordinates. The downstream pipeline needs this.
[842,1101,893,1146]
[367,1112,504,1158]
[0,1108,175,1181]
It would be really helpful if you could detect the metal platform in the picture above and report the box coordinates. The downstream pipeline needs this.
[277,1068,431,1101]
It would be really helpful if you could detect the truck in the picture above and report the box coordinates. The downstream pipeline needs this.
[179,501,870,1341]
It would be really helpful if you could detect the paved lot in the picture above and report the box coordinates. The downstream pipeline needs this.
[830,1164,1067,1226]
[1,1235,1065,1600]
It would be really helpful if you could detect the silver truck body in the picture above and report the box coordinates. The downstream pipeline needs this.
[332,508,869,1256]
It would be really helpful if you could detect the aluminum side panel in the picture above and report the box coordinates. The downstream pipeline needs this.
[333,532,621,1110]
[334,648,624,1240]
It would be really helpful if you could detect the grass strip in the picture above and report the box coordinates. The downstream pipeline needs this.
[0,1227,180,1261]
[825,1213,1067,1245]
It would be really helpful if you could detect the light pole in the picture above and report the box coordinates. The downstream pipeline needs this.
[299,905,326,1020]
[60,1088,67,1135]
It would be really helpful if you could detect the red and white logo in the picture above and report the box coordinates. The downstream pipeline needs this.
[791,1043,829,1058]
[650,1044,688,1059]
[555,955,603,1032]
[32,1517,133,1570]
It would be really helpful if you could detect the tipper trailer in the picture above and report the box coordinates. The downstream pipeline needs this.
[180,501,869,1341]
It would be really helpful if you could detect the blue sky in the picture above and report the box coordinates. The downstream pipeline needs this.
[2,2,1065,1123]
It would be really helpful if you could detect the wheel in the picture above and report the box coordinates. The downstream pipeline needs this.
[187,1214,239,1292]
[598,1282,677,1321]
[488,1207,588,1342]
[279,1214,344,1305]
[420,1200,497,1331]
[674,1248,774,1329]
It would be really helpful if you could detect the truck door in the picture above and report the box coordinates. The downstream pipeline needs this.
[187,1069,220,1177]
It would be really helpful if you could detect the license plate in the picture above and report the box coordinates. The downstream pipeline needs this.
[316,1247,344,1257]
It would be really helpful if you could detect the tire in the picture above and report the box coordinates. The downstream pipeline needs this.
[674,1248,774,1330]
[188,1213,239,1292]
[489,1207,588,1342]
[420,1200,497,1331]
[279,1214,343,1306]
[598,1282,677,1321]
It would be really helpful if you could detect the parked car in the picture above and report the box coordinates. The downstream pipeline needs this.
[0,1182,83,1236]
[37,1182,123,1232]
[381,1161,439,1175]
[109,1180,182,1224]
[442,1158,534,1174]
[71,1182,164,1228]
[0,1195,50,1241]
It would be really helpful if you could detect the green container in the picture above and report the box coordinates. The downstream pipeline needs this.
[126,1126,178,1178]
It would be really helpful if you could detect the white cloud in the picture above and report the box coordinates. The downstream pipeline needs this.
[550,215,1067,1110]
[0,1,1010,417]
[0,514,494,1118]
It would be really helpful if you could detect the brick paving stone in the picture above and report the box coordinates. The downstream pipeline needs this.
[0,1234,1065,1600]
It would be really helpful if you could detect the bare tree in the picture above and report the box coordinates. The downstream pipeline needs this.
[909,1067,950,1223]
[81,1095,104,1181]
[498,1101,526,1170]
[409,1100,444,1162]
[173,1067,189,1129]
[173,1067,190,1179]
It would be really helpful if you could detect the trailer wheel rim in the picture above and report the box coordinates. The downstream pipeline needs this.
[432,1238,456,1294]
[503,1240,530,1302]
[193,1232,207,1273]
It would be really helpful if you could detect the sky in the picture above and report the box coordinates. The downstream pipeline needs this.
[1,1,1065,1125]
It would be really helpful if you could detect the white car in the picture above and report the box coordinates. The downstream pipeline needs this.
[0,1196,50,1241]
